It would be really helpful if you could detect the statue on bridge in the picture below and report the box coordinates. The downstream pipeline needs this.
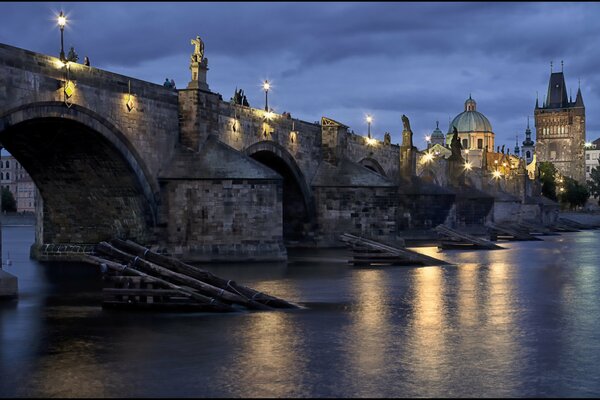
[401,114,413,148]
[448,126,464,163]
[188,36,210,90]
[190,36,205,63]
[383,132,391,145]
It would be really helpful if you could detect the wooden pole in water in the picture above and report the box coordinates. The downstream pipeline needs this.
[111,239,300,309]
[96,242,274,310]
[85,255,236,312]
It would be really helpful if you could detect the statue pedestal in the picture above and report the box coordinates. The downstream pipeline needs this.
[188,61,209,91]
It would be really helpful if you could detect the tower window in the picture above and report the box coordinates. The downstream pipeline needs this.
[462,138,468,148]
[477,139,483,149]
[526,151,531,158]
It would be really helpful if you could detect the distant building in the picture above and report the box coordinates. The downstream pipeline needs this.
[585,138,600,181]
[534,66,586,182]
[444,95,495,169]
[446,95,495,152]
[521,117,535,165]
[0,154,36,213]
[428,121,446,147]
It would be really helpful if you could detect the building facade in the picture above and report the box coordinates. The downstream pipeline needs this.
[534,69,586,182]
[0,153,36,213]
[585,138,600,182]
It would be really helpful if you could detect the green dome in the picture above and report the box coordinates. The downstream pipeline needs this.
[447,96,493,134]
[431,121,444,138]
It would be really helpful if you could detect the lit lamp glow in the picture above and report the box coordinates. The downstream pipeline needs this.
[464,161,472,171]
[366,115,372,139]
[423,152,434,163]
[57,11,67,62]
[492,170,502,179]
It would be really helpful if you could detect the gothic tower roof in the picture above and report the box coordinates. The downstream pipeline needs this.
[544,72,569,108]
[574,87,584,107]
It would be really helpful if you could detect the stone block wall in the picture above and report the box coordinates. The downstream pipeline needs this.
[314,186,398,246]
[397,192,455,231]
[346,134,400,180]
[159,179,286,262]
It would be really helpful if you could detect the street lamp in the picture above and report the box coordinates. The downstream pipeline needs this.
[366,115,372,139]
[263,80,270,111]
[57,11,67,62]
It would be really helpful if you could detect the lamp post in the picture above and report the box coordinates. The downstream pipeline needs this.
[58,11,67,62]
[366,115,372,139]
[263,80,270,111]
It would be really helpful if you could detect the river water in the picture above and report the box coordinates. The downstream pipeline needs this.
[1,225,600,397]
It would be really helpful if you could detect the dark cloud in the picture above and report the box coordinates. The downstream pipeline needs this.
[2,1,600,150]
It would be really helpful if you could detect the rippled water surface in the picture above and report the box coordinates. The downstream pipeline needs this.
[2,225,600,397]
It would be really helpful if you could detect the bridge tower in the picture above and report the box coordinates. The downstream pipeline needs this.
[534,63,586,182]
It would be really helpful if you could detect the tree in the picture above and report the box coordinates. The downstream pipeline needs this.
[558,176,589,209]
[587,157,600,205]
[538,161,557,201]
[1,187,16,212]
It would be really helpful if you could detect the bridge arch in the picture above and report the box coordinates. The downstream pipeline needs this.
[358,157,387,177]
[0,102,157,246]
[418,166,440,186]
[244,141,315,243]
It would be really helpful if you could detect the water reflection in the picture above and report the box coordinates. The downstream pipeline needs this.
[2,226,600,397]
[405,266,449,396]
[343,269,393,396]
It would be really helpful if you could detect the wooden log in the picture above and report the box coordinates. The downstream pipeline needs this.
[110,239,299,309]
[434,225,504,249]
[339,233,450,266]
[486,223,542,241]
[85,255,235,312]
[103,288,183,297]
[517,221,559,236]
[95,242,272,311]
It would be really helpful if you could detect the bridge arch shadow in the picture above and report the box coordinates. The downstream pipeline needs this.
[245,141,316,244]
[418,167,440,186]
[358,157,387,177]
[0,102,157,247]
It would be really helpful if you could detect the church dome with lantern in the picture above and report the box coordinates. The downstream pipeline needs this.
[446,95,495,152]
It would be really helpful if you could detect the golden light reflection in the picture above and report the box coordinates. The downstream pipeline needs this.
[406,266,448,383]
[233,309,307,397]
[346,269,391,379]
[457,263,480,328]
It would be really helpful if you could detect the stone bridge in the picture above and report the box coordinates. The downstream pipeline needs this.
[0,41,553,263]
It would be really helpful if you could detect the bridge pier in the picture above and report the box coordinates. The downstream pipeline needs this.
[0,160,18,299]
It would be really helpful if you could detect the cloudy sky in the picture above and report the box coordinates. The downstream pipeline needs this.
[2,2,600,152]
